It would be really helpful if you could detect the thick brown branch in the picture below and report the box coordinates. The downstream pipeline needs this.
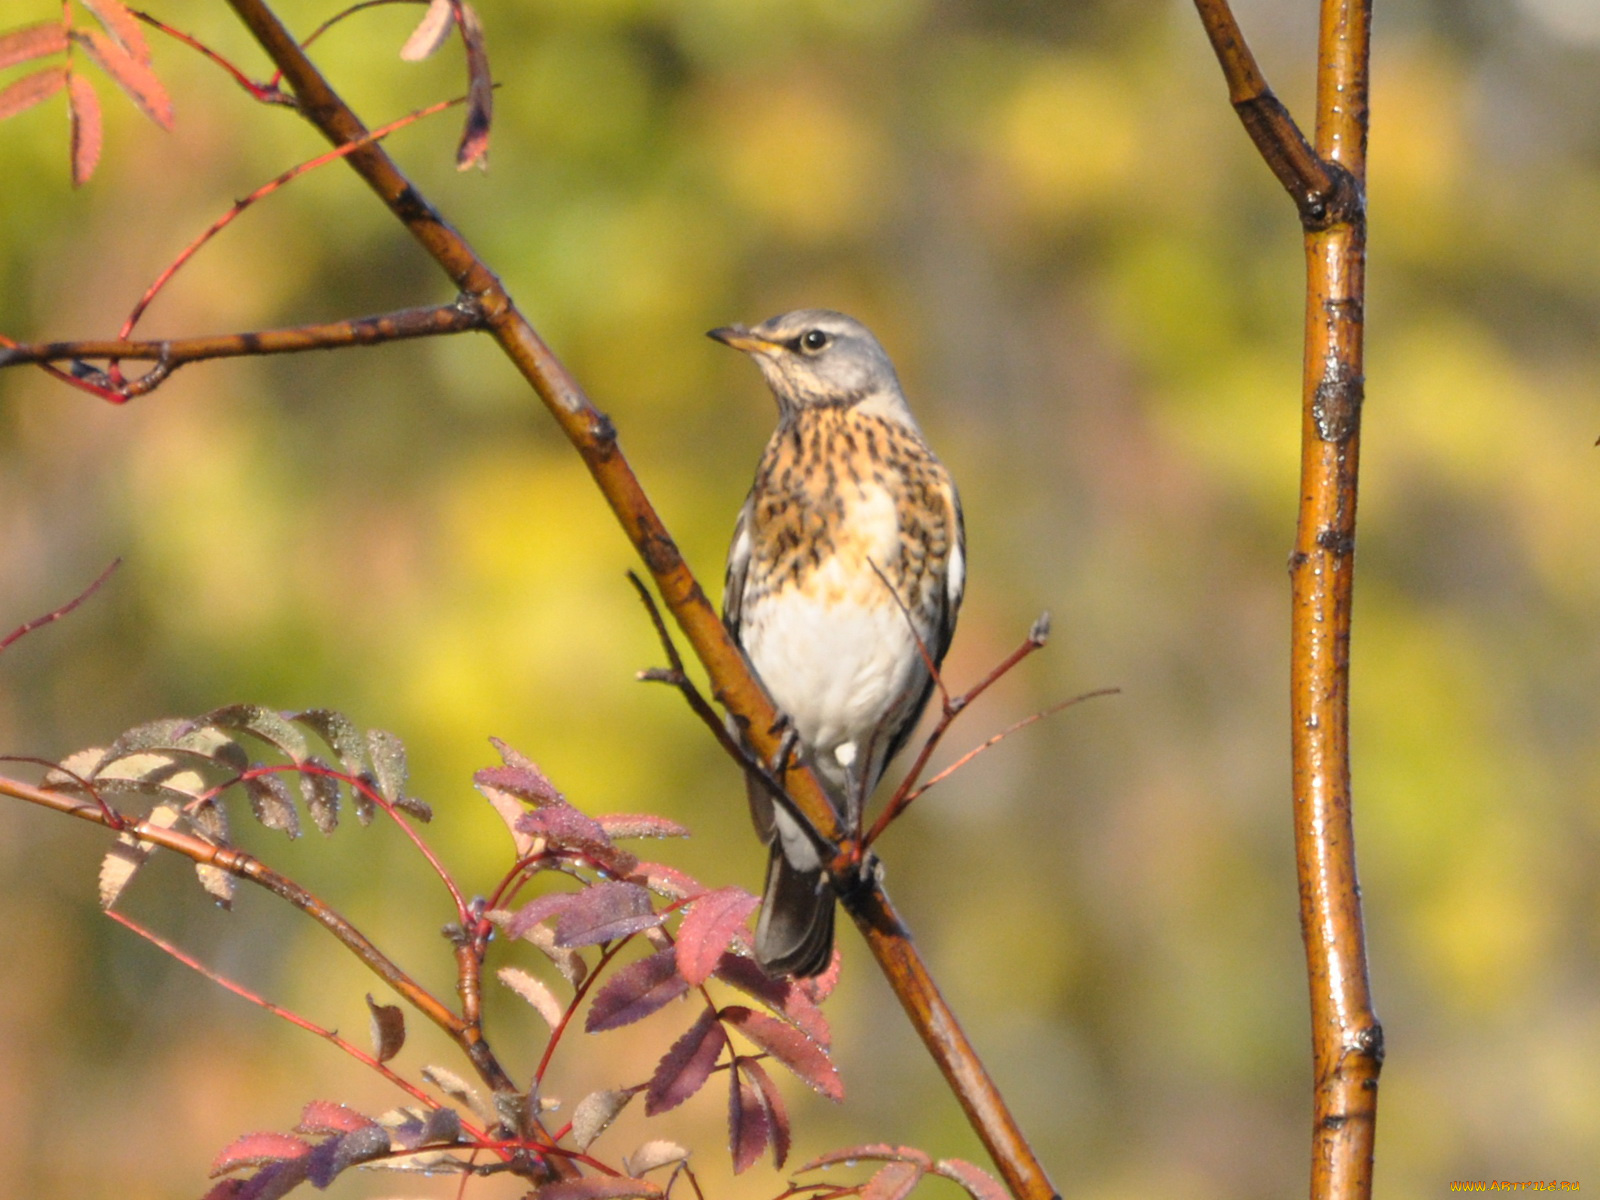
[1192,0,1361,229]
[215,2,1058,1195]
[1196,1,1380,1197]
[0,771,519,1097]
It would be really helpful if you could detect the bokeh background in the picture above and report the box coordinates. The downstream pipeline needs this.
[3,0,1599,1196]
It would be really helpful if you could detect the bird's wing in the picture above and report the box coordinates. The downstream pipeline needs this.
[723,493,754,641]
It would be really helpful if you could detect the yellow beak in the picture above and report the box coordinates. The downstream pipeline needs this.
[708,325,782,355]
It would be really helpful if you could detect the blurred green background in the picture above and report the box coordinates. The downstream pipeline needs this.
[3,0,1599,1196]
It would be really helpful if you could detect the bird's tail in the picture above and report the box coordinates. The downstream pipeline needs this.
[754,847,835,978]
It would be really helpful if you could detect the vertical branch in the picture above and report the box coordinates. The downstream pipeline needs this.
[1194,2,1381,1198]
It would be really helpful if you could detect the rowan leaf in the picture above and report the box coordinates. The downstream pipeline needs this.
[742,1059,790,1169]
[932,1158,1009,1200]
[0,66,65,121]
[199,705,309,763]
[623,1140,689,1176]
[210,1132,311,1177]
[517,804,628,870]
[799,1145,933,1173]
[497,965,565,1029]
[555,880,660,948]
[454,2,491,169]
[296,1101,375,1136]
[675,887,758,987]
[644,1006,725,1114]
[503,891,581,940]
[586,947,687,1032]
[631,861,702,901]
[727,1065,769,1175]
[305,1123,390,1187]
[399,0,454,60]
[569,1088,633,1151]
[364,729,407,804]
[74,28,171,128]
[422,1064,489,1122]
[798,946,843,1003]
[366,994,406,1063]
[195,861,236,908]
[81,0,150,64]
[712,953,830,1046]
[862,1159,925,1200]
[98,802,181,907]
[477,742,562,806]
[0,22,66,72]
[722,1006,842,1100]
[492,912,587,986]
[244,773,299,837]
[298,759,340,834]
[66,71,98,184]
[540,1179,661,1200]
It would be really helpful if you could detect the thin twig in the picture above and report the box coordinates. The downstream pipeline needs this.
[0,557,121,653]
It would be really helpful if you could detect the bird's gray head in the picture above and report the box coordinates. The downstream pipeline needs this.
[709,309,916,426]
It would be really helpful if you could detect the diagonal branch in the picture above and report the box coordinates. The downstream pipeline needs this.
[214,3,1059,1196]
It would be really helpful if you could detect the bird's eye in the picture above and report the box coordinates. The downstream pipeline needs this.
[800,329,831,353]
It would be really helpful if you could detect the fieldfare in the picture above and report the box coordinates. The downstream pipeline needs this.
[712,309,965,977]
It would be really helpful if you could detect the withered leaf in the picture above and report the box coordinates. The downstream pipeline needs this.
[399,0,454,61]
[497,965,565,1030]
[569,1089,632,1152]
[586,948,687,1033]
[99,803,181,908]
[644,1007,724,1115]
[366,994,406,1063]
[454,2,491,170]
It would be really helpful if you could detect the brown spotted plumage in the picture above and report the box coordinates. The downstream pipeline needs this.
[712,310,964,977]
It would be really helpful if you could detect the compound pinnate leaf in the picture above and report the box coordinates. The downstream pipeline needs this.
[289,710,366,774]
[296,1101,375,1136]
[586,947,687,1033]
[630,861,702,901]
[210,1131,311,1177]
[498,914,587,987]
[477,744,562,807]
[675,887,759,987]
[200,705,309,763]
[305,1123,390,1188]
[504,891,581,941]
[722,1007,842,1101]
[932,1158,1009,1200]
[570,1089,633,1151]
[644,1006,725,1115]
[244,773,299,837]
[366,994,406,1064]
[518,804,628,870]
[0,21,67,72]
[555,880,661,948]
[99,803,181,907]
[73,28,171,128]
[742,1059,790,1169]
[0,66,65,121]
[399,0,453,60]
[727,1065,770,1175]
[540,1179,661,1200]
[862,1160,926,1200]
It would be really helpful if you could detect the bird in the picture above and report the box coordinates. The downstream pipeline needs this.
[711,309,965,977]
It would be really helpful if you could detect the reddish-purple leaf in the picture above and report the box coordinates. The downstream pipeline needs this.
[723,1007,842,1100]
[66,71,101,187]
[644,1006,726,1114]
[480,739,562,804]
[505,890,581,940]
[201,1182,244,1200]
[73,28,171,128]
[305,1124,390,1188]
[742,1058,791,1169]
[210,1132,311,1177]
[366,994,406,1063]
[798,946,842,1003]
[82,0,150,64]
[540,1179,661,1200]
[586,947,688,1032]
[676,887,759,987]
[518,805,634,874]
[0,21,66,71]
[712,953,831,1046]
[799,1145,933,1173]
[727,1064,770,1175]
[399,0,454,60]
[555,880,661,948]
[0,65,65,121]
[454,2,491,169]
[631,861,702,901]
[932,1159,1009,1200]
[296,1100,374,1136]
[862,1160,925,1200]
[597,813,690,841]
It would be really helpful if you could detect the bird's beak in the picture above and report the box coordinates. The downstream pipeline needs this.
[708,325,782,355]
